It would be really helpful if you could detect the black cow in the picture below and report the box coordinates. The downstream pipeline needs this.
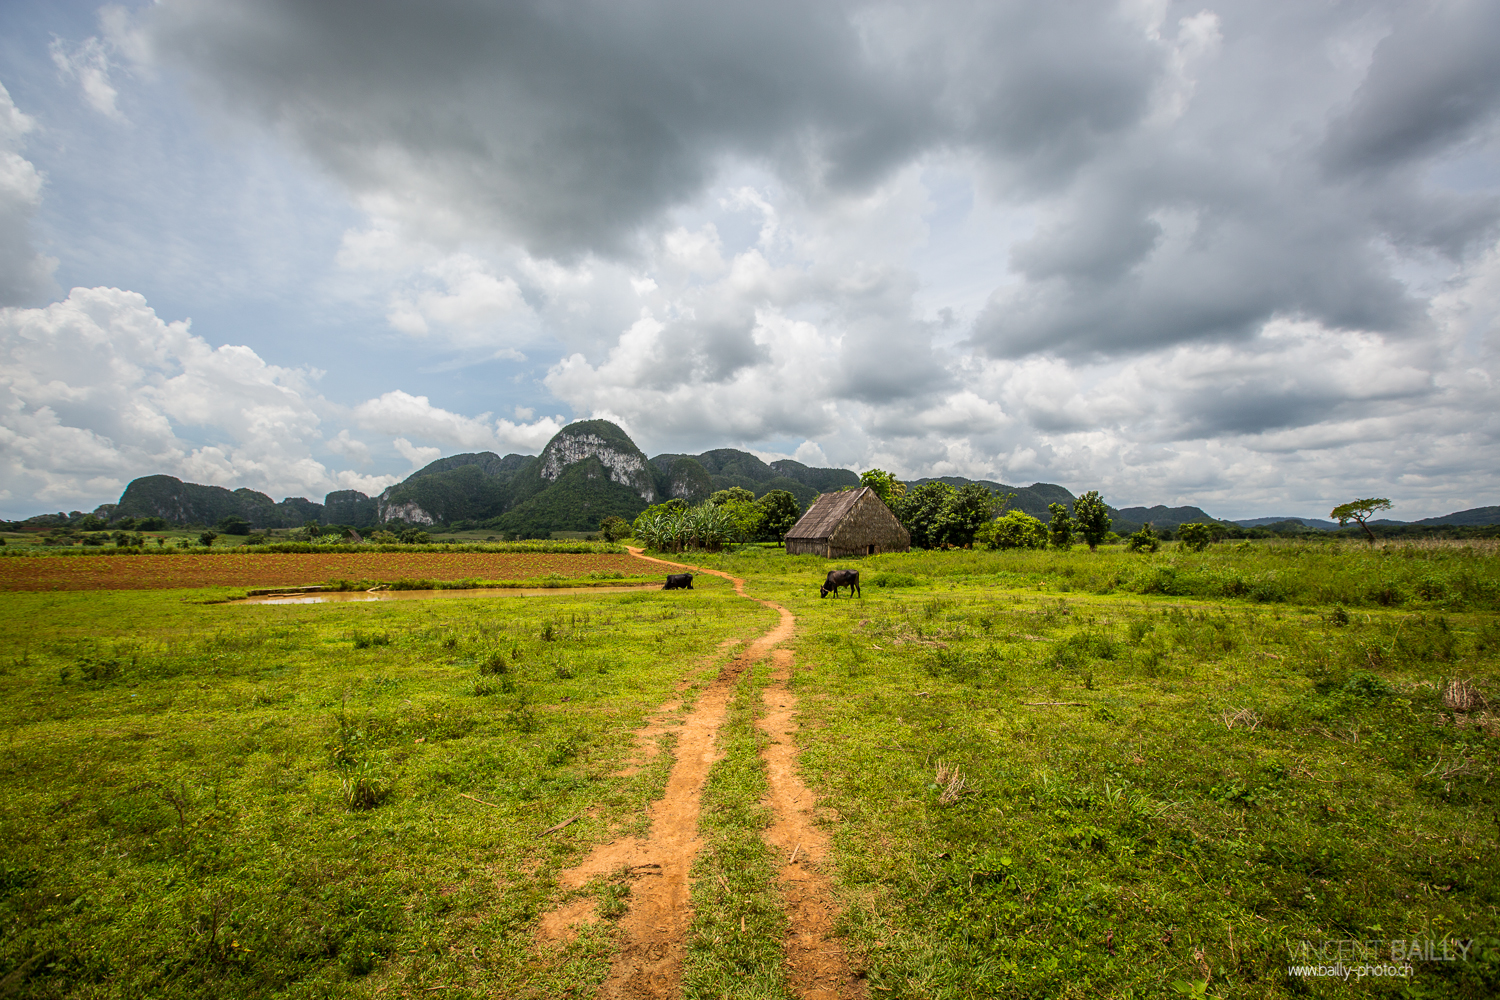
[663,573,694,590]
[820,569,860,599]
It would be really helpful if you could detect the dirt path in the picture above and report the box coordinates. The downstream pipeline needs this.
[537,550,860,998]
[760,647,866,1000]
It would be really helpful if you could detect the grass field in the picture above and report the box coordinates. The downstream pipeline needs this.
[0,540,1496,998]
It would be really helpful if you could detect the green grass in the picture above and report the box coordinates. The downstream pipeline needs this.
[686,544,1500,998]
[3,541,1498,998]
[704,537,1500,612]
[0,578,776,999]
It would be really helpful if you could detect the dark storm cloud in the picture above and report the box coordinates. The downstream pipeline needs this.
[143,0,1500,367]
[1322,1,1500,175]
[145,0,1162,259]
[965,1,1500,360]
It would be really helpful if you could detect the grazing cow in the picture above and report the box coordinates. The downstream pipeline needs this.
[663,573,694,590]
[820,569,860,599]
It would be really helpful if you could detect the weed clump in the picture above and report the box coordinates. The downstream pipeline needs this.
[351,631,392,650]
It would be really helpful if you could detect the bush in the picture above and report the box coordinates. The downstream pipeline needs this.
[1126,524,1160,553]
[978,510,1048,549]
[1178,522,1214,552]
[598,515,632,542]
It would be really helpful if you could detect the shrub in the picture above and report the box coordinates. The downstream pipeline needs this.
[978,510,1048,549]
[1047,503,1075,548]
[598,515,632,542]
[1126,524,1160,553]
[1178,522,1214,552]
[868,572,920,588]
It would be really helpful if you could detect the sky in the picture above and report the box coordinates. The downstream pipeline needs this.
[1,0,1498,522]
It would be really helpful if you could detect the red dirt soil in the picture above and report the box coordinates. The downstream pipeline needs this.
[0,551,644,591]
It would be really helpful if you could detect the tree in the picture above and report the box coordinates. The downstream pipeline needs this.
[934,483,1009,547]
[217,515,251,535]
[754,490,801,544]
[977,510,1048,549]
[1047,502,1074,549]
[895,482,1008,549]
[894,481,954,549]
[399,528,431,544]
[709,487,755,506]
[1072,491,1112,551]
[1125,523,1160,553]
[199,530,218,547]
[859,469,906,507]
[598,515,632,542]
[1330,497,1392,544]
[1177,522,1214,552]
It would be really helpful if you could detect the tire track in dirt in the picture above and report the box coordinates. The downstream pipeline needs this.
[536,550,794,998]
[540,548,860,999]
[760,647,866,1000]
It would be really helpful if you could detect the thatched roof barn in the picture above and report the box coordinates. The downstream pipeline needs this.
[784,487,910,558]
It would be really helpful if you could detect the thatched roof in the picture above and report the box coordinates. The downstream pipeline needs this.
[785,488,870,540]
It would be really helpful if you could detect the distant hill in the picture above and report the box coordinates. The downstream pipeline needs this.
[647,449,859,507]
[75,437,1500,538]
[1111,505,1233,531]
[1231,506,1500,531]
[114,475,353,528]
[1412,506,1500,526]
[1234,516,1340,530]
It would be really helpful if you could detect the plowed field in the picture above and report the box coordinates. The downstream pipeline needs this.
[0,552,645,591]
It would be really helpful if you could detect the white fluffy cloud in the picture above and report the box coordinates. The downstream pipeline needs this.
[353,389,566,454]
[0,82,56,306]
[0,287,569,516]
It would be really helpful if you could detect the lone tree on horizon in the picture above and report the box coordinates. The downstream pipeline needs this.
[1330,497,1392,544]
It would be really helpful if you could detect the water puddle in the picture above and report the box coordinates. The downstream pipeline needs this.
[235,585,655,605]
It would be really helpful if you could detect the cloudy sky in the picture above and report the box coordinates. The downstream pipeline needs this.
[1,0,1497,521]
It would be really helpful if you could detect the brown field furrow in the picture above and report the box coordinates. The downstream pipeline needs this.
[0,552,644,590]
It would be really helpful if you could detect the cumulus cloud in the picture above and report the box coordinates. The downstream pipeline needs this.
[0,82,57,306]
[0,288,573,514]
[144,0,1166,259]
[352,389,566,454]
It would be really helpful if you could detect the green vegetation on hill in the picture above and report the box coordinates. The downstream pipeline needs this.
[664,457,713,504]
[115,476,343,529]
[914,477,1082,521]
[490,457,650,537]
[404,451,532,482]
[379,464,515,524]
[768,458,860,494]
[649,448,857,507]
